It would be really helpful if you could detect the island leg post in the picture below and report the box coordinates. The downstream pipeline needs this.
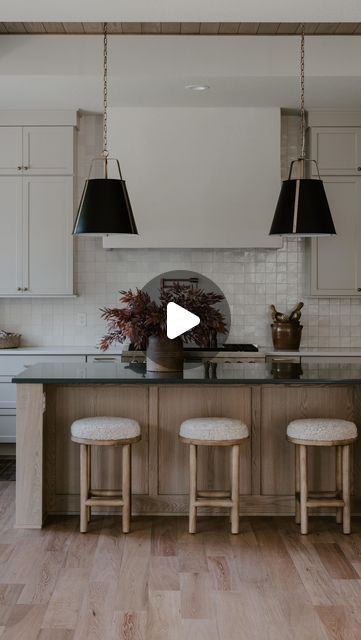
[16,384,44,528]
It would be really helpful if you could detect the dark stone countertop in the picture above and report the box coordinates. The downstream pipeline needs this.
[11,361,361,385]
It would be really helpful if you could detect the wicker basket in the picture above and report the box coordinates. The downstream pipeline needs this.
[0,333,21,349]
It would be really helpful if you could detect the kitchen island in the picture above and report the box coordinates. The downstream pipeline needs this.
[13,361,361,528]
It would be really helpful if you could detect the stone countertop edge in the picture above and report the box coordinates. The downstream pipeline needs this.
[11,362,361,385]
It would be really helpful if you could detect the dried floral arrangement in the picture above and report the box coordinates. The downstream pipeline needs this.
[100,283,227,351]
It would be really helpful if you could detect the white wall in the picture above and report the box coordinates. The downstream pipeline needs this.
[0,113,360,348]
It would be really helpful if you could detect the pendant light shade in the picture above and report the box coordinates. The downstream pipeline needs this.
[269,27,336,238]
[73,23,138,237]
[270,160,336,237]
[73,160,138,236]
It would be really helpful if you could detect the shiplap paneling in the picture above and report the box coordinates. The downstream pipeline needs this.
[1,22,361,35]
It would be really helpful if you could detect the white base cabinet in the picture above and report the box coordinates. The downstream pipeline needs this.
[0,354,87,443]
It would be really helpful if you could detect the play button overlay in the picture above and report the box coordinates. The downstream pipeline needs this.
[166,302,200,340]
[141,269,232,371]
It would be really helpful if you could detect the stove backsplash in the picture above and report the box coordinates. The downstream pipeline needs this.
[0,113,360,349]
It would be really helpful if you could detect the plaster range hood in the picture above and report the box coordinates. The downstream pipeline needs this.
[103,106,282,250]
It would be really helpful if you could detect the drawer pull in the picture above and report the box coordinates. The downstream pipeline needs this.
[93,357,117,362]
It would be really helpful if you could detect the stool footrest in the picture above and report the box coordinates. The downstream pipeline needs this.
[197,490,231,498]
[194,499,233,508]
[306,498,344,508]
[85,498,124,508]
[89,489,122,497]
[308,491,340,499]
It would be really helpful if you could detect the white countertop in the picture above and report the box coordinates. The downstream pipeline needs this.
[265,348,361,356]
[0,345,122,356]
[1,345,361,357]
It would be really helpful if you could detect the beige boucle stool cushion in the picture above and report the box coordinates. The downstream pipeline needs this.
[287,419,357,442]
[71,416,141,441]
[179,417,249,442]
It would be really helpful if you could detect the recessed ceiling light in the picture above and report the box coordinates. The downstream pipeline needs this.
[185,84,210,92]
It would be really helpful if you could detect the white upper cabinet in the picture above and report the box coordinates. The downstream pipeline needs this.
[0,177,22,294]
[310,177,361,296]
[311,127,361,176]
[0,126,73,175]
[0,112,76,297]
[23,127,74,175]
[0,128,23,174]
[103,107,282,249]
[22,177,73,295]
[308,112,361,296]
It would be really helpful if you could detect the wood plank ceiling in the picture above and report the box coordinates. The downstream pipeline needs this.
[1,22,361,35]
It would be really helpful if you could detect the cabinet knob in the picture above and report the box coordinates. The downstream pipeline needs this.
[357,288,361,292]
[23,287,28,291]
[23,166,29,171]
[17,287,22,291]
[17,166,22,171]
[358,167,361,172]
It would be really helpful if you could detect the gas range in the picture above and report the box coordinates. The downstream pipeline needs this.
[122,343,265,363]
[184,343,259,353]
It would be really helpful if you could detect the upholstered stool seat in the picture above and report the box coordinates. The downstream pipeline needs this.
[71,416,141,534]
[180,417,249,443]
[287,419,357,444]
[179,417,249,534]
[287,418,357,535]
[71,416,141,442]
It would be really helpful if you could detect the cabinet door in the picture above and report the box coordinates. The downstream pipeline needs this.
[310,177,361,296]
[311,127,361,176]
[22,176,73,294]
[0,412,16,443]
[0,177,23,294]
[0,127,23,174]
[23,127,74,175]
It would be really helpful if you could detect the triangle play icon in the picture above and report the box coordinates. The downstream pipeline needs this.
[166,302,200,340]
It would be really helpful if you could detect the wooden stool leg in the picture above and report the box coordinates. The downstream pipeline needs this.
[189,444,197,534]
[80,444,88,533]
[231,445,240,534]
[300,445,308,535]
[87,445,91,524]
[122,444,131,534]
[295,444,301,524]
[342,445,351,535]
[336,445,343,525]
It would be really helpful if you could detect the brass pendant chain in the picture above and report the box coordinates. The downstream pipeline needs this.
[103,22,109,159]
[300,24,306,160]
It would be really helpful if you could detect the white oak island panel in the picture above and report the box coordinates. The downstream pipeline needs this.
[15,380,361,528]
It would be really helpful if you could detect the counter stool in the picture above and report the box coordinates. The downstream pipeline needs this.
[179,417,249,534]
[70,416,141,533]
[287,418,357,535]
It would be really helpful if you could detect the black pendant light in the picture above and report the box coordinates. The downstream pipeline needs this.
[73,23,138,236]
[270,26,336,237]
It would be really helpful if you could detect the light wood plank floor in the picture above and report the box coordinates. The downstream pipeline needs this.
[1,481,361,639]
